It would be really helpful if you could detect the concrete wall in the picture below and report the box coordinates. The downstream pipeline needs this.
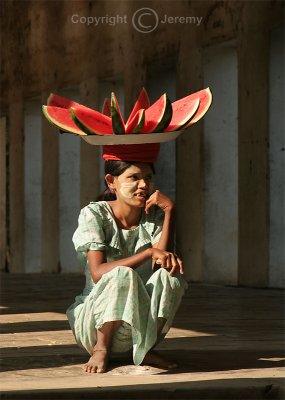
[203,42,238,285]
[58,88,81,272]
[24,91,81,273]
[1,0,284,288]
[0,117,7,271]
[147,66,176,200]
[24,99,42,272]
[269,27,285,288]
[59,131,80,272]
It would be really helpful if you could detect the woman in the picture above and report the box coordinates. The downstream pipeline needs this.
[66,159,188,373]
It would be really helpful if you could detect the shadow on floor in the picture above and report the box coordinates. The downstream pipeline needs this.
[1,340,284,373]
[1,377,284,399]
[0,273,85,315]
[1,320,70,333]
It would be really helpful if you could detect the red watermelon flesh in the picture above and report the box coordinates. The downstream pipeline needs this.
[125,87,150,128]
[71,107,113,135]
[42,106,87,135]
[125,109,145,134]
[47,93,82,109]
[164,98,200,132]
[184,88,213,127]
[102,98,111,117]
[141,94,172,133]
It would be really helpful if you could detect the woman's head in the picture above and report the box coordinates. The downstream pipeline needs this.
[97,160,155,205]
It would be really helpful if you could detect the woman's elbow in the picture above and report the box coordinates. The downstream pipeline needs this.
[91,273,101,284]
[90,267,103,284]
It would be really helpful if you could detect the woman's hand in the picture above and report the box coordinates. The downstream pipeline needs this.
[150,248,184,276]
[145,190,174,214]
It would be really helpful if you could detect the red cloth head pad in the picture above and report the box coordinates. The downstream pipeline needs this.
[102,143,160,162]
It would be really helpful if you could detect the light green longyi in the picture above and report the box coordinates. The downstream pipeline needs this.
[66,201,188,365]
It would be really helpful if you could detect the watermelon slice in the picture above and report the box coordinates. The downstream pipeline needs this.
[164,98,200,132]
[70,107,113,135]
[184,88,213,127]
[102,98,111,117]
[141,94,172,133]
[42,106,88,135]
[47,93,82,109]
[125,109,145,134]
[111,92,125,134]
[125,87,150,128]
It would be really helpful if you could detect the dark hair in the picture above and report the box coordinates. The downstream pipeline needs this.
[96,160,155,201]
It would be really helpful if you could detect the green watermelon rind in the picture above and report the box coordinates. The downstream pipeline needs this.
[152,94,173,133]
[185,88,213,127]
[126,87,150,127]
[70,108,108,136]
[179,99,200,129]
[132,109,145,134]
[175,100,200,130]
[42,105,87,136]
[178,102,200,130]
[164,98,200,132]
[111,92,125,135]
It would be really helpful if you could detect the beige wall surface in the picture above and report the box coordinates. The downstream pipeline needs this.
[1,1,284,287]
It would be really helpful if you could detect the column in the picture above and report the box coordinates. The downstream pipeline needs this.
[176,37,204,282]
[9,93,25,272]
[0,118,7,271]
[238,3,270,287]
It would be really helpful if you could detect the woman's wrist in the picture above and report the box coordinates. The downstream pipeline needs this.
[164,205,175,216]
[146,247,153,258]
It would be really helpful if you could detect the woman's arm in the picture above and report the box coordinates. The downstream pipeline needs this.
[88,190,182,284]
[153,208,175,252]
[88,247,176,283]
[88,248,151,283]
[145,190,175,252]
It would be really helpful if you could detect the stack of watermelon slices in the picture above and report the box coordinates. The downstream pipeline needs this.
[42,87,212,136]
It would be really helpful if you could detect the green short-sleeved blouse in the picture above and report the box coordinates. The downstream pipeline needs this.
[72,201,165,297]
[67,201,188,364]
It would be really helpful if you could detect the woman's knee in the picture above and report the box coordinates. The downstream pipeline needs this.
[107,266,139,287]
[152,267,188,290]
[98,266,140,293]
[152,267,169,279]
[113,266,137,277]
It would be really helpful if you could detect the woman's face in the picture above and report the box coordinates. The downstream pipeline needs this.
[107,163,155,207]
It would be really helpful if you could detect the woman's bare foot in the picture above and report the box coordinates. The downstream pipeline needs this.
[84,348,108,373]
[142,350,178,369]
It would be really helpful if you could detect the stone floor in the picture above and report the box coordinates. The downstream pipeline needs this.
[0,273,284,399]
